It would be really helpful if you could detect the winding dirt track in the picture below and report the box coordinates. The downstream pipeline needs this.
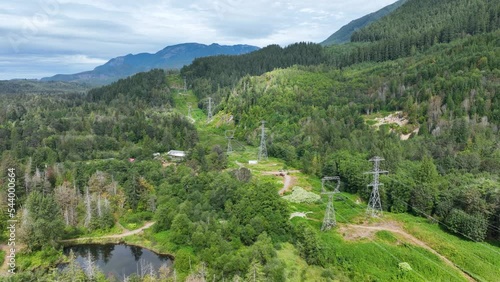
[339,222,475,282]
[261,170,299,195]
[60,221,156,243]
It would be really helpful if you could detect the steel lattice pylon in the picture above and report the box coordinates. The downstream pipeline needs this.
[207,97,213,123]
[321,193,336,231]
[258,121,268,161]
[225,130,235,154]
[321,176,340,231]
[365,156,388,217]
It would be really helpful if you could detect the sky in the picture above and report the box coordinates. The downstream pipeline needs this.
[0,0,397,80]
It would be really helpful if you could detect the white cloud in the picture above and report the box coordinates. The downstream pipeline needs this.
[0,0,399,79]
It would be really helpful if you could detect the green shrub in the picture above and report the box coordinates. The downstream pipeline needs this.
[445,209,488,241]
[282,187,320,203]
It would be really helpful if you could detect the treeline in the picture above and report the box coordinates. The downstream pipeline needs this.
[0,80,90,95]
[181,42,327,101]
[0,138,294,280]
[87,69,173,106]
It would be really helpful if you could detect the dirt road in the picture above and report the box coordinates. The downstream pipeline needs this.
[339,222,475,282]
[60,221,156,243]
[261,170,299,195]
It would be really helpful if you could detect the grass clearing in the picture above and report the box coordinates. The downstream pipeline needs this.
[316,227,469,282]
[375,230,399,244]
[390,213,500,281]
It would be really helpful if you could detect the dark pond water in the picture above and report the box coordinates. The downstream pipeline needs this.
[62,244,173,279]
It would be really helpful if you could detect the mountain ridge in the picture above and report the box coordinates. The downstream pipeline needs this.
[41,43,260,85]
[321,0,408,46]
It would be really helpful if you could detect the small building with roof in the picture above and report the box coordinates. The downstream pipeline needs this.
[167,150,186,161]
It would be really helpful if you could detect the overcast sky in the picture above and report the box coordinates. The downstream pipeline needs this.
[0,0,397,80]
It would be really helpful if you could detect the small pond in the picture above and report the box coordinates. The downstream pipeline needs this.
[62,244,173,279]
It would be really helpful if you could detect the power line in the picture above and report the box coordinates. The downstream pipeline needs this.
[340,179,500,266]
[258,121,268,161]
[333,209,459,282]
[365,156,388,218]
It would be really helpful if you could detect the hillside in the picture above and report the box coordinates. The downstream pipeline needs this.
[2,64,499,280]
[41,43,259,85]
[181,42,327,102]
[342,0,500,64]
[321,0,407,46]
[352,0,500,43]
[1,0,500,280]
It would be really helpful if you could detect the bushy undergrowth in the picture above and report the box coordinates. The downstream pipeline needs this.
[283,187,321,203]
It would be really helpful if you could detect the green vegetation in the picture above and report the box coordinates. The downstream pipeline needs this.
[283,187,321,204]
[181,42,328,102]
[348,0,500,63]
[0,79,91,95]
[391,213,500,281]
[321,0,407,46]
[1,0,499,280]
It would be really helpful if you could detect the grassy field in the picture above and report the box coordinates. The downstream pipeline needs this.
[390,213,500,281]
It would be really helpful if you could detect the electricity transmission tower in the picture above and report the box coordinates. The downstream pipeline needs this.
[225,130,235,154]
[207,97,213,123]
[321,176,340,231]
[258,121,268,161]
[183,76,187,92]
[188,103,193,119]
[365,156,388,217]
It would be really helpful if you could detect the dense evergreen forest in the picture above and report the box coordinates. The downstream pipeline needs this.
[1,0,499,281]
[181,42,327,103]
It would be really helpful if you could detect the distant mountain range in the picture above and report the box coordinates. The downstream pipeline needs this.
[41,43,260,85]
[321,0,407,46]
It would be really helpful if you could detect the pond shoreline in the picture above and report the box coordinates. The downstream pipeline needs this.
[58,222,174,260]
[60,239,175,261]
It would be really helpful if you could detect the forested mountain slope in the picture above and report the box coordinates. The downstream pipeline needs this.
[321,0,407,46]
[344,0,500,63]
[224,31,500,241]
[1,1,499,281]
[181,42,326,101]
[0,69,197,165]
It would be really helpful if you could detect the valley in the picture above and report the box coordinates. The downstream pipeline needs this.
[1,0,500,281]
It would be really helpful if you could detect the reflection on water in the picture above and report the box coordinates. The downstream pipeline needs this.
[63,244,173,280]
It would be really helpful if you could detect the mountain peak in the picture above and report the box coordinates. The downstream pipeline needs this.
[41,43,260,85]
